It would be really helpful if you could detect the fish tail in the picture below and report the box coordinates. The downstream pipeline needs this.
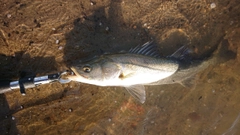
[214,39,236,63]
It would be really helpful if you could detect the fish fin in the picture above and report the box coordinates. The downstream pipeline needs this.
[179,76,197,90]
[215,39,236,63]
[125,85,146,104]
[129,41,161,58]
[168,45,192,61]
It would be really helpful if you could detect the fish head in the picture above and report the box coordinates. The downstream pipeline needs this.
[69,56,121,86]
[70,58,104,83]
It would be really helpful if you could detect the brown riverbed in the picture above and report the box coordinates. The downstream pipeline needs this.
[0,0,240,135]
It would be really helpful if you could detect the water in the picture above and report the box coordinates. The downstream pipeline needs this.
[0,0,240,134]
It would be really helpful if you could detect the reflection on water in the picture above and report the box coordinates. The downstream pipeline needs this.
[0,0,240,134]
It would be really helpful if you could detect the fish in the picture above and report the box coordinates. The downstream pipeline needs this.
[67,40,236,103]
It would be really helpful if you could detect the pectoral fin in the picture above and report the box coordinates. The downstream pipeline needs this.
[125,85,146,104]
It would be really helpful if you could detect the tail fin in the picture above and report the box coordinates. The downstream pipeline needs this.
[192,39,237,67]
[214,39,236,63]
[192,39,236,70]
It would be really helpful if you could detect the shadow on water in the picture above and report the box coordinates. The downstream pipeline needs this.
[63,1,152,67]
[0,94,18,135]
[0,52,58,134]
[62,1,202,68]
[0,38,59,135]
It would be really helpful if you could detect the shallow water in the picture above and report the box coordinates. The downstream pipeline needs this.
[0,0,240,134]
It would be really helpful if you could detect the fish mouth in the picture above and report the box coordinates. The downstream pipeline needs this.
[70,67,88,79]
[78,73,88,79]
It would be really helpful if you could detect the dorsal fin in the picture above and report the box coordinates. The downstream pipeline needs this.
[168,45,192,60]
[129,41,161,57]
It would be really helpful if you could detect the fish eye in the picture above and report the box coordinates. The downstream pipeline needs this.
[83,65,92,73]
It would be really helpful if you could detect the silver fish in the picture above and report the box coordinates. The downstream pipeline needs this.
[67,40,235,103]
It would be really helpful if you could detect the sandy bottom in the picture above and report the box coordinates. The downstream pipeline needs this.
[0,0,240,134]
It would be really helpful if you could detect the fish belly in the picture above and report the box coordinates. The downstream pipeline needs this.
[109,55,179,86]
